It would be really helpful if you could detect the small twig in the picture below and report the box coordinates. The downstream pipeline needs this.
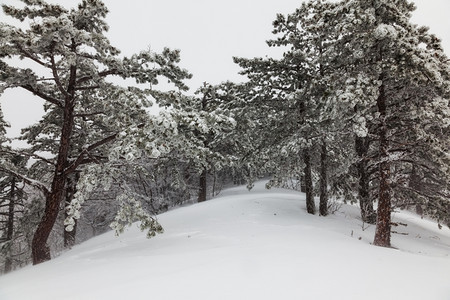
[391,222,408,227]
[392,231,408,236]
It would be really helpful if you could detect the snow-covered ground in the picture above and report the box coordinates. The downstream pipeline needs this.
[1,181,449,300]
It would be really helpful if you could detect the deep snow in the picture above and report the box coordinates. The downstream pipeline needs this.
[0,182,449,300]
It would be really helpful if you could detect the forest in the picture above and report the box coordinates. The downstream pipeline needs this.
[0,0,449,273]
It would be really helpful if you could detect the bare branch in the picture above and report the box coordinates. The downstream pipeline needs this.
[20,84,63,108]
[50,51,70,99]
[64,132,118,175]
[15,44,51,69]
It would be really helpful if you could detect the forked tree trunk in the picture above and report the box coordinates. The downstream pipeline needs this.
[373,81,391,248]
[319,141,328,216]
[198,169,207,202]
[32,91,75,264]
[355,136,376,224]
[303,149,316,215]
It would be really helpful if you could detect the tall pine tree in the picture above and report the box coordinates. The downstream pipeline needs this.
[0,0,191,264]
[330,0,450,246]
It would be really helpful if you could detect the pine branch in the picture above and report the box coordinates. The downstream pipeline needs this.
[0,149,55,166]
[15,44,52,69]
[63,132,118,175]
[0,166,49,196]
[20,84,63,108]
[76,69,120,85]
[73,111,105,118]
[50,51,70,99]
[74,85,101,91]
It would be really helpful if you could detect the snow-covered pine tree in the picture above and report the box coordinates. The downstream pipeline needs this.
[0,105,7,145]
[234,0,354,215]
[17,108,77,248]
[206,82,262,188]
[0,153,28,273]
[0,113,31,272]
[0,0,192,264]
[331,0,450,246]
[163,84,236,203]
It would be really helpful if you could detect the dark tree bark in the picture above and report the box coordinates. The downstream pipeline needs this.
[31,64,77,265]
[197,88,209,203]
[300,175,306,193]
[319,141,328,216]
[4,177,16,273]
[198,169,207,202]
[355,136,376,224]
[303,149,316,214]
[31,117,72,263]
[212,167,217,197]
[373,81,392,248]
[64,172,80,248]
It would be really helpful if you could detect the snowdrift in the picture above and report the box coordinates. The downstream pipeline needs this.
[1,182,449,300]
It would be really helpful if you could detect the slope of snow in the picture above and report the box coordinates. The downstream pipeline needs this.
[1,182,449,300]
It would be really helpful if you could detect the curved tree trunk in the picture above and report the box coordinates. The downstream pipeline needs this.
[31,72,76,264]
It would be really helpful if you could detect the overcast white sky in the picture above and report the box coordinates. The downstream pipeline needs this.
[1,0,449,141]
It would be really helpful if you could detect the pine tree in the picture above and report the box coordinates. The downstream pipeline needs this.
[167,83,236,203]
[330,0,450,246]
[0,112,30,272]
[0,153,28,273]
[234,0,352,215]
[0,0,192,264]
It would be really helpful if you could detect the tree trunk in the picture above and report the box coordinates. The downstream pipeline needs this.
[198,169,207,202]
[32,89,75,264]
[212,167,217,197]
[64,172,80,248]
[373,81,391,248]
[4,177,16,273]
[303,149,315,214]
[300,175,306,193]
[355,136,376,224]
[319,141,328,216]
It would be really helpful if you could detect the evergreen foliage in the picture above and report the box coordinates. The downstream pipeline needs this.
[0,0,448,270]
[0,0,194,264]
[234,0,449,245]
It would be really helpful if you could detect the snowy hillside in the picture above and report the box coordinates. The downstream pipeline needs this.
[0,182,449,300]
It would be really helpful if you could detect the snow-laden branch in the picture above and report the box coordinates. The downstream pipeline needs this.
[63,132,118,175]
[50,51,70,99]
[0,149,55,166]
[0,166,49,196]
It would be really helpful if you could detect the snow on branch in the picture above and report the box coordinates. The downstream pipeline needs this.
[0,165,49,196]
